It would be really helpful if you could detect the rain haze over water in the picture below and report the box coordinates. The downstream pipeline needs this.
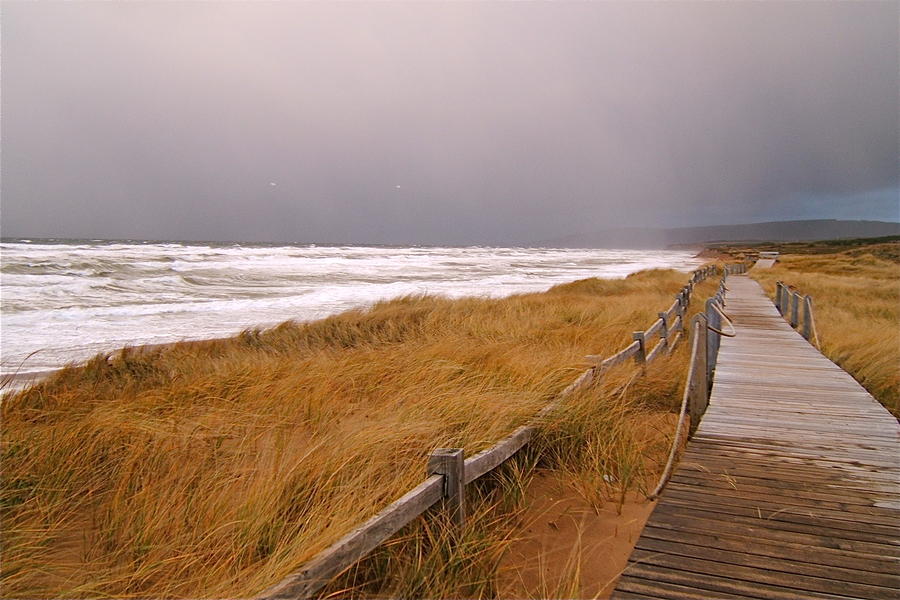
[2,2,898,245]
[1,240,703,377]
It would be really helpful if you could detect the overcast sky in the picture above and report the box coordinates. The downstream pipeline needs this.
[2,1,898,245]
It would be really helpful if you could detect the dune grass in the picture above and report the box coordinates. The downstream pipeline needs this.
[749,242,900,417]
[2,267,716,598]
[321,349,693,599]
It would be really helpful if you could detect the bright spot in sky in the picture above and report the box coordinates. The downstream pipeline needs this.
[395,185,401,189]
[269,182,277,187]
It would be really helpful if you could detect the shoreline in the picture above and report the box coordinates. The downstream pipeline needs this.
[1,340,211,393]
[2,369,57,392]
[3,258,709,394]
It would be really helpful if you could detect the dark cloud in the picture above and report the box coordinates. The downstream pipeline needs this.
[2,1,897,244]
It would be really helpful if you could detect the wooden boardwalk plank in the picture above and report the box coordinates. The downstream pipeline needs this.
[613,275,900,599]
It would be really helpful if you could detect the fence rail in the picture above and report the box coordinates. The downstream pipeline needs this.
[774,281,819,346]
[256,263,726,600]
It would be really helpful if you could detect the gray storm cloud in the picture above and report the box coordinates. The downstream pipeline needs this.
[2,1,897,244]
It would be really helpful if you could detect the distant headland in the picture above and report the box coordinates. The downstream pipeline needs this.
[535,219,900,249]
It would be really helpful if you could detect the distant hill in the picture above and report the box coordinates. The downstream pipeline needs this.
[534,220,900,249]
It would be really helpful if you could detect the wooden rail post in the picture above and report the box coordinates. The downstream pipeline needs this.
[802,295,813,341]
[775,282,784,314]
[658,312,669,346]
[688,314,709,436]
[632,332,646,364]
[427,448,465,530]
[704,298,720,382]
[790,291,800,327]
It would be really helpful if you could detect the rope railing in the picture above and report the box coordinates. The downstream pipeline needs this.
[648,317,701,500]
[256,263,725,600]
[648,260,751,499]
[775,281,820,347]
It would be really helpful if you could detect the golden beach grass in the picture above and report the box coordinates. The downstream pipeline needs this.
[750,242,900,417]
[1,268,716,598]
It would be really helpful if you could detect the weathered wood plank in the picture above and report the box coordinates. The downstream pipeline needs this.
[673,459,900,493]
[614,577,761,600]
[463,425,533,484]
[651,503,900,552]
[645,317,665,340]
[598,340,640,369]
[639,525,900,577]
[635,538,900,592]
[664,299,680,322]
[660,487,900,531]
[620,562,852,600]
[629,549,897,599]
[670,478,897,522]
[669,472,900,508]
[645,338,666,363]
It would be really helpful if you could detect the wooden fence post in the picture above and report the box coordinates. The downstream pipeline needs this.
[781,286,790,318]
[689,314,709,436]
[775,282,784,314]
[632,332,646,364]
[658,312,669,344]
[790,291,800,327]
[427,448,465,530]
[705,298,720,382]
[802,295,813,341]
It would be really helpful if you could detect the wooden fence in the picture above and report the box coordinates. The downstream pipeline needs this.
[774,281,819,346]
[256,264,721,600]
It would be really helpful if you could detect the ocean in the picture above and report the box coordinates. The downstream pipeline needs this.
[0,239,703,379]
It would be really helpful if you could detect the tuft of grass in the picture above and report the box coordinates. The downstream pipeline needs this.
[750,243,900,417]
[1,268,717,598]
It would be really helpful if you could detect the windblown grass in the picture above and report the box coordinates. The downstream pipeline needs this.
[322,350,695,600]
[2,268,715,598]
[322,450,540,600]
[750,242,900,417]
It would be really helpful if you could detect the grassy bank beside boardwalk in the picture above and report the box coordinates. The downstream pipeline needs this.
[2,268,717,598]
[748,240,899,418]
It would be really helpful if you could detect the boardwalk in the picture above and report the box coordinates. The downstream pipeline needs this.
[613,275,900,599]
